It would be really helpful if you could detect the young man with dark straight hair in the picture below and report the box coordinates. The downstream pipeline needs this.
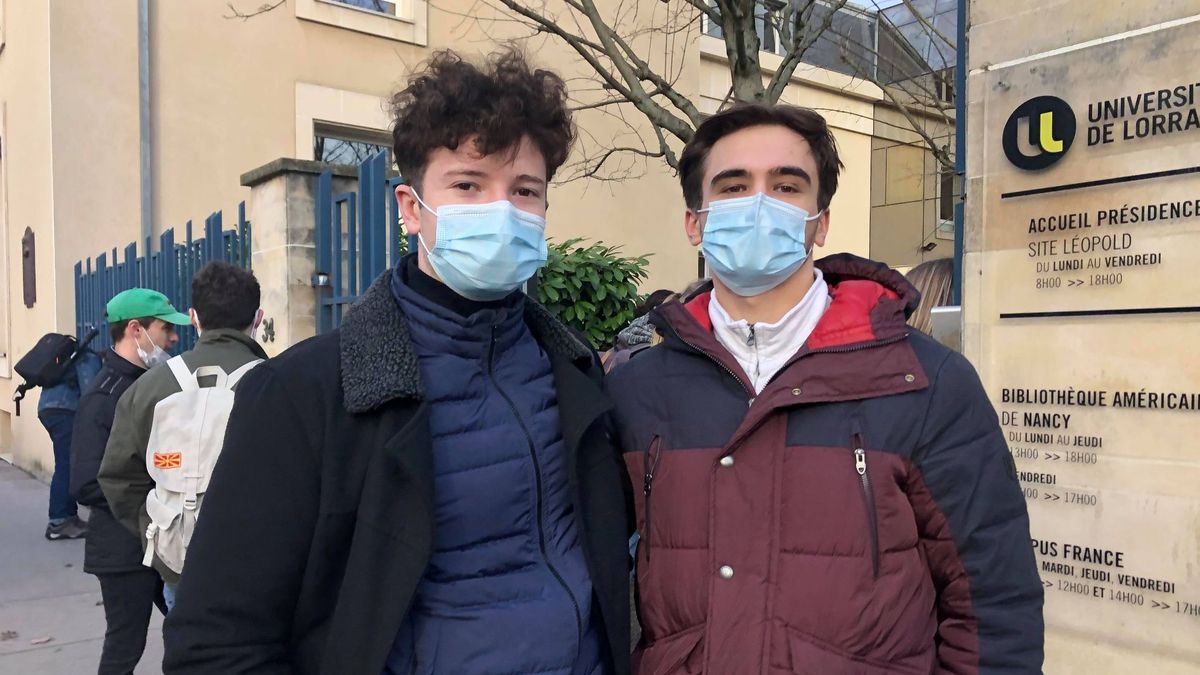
[100,261,266,611]
[606,104,1043,674]
[161,50,630,675]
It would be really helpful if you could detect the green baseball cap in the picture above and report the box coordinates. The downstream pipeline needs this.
[106,288,191,326]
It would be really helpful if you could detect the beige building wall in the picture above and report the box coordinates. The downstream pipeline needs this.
[49,1,142,333]
[0,1,914,473]
[0,2,61,475]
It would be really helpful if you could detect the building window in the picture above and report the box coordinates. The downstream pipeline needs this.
[796,3,877,79]
[702,2,878,78]
[313,124,390,165]
[869,136,955,267]
[327,0,397,16]
[938,167,955,222]
[878,0,957,73]
[295,0,428,46]
[700,0,955,87]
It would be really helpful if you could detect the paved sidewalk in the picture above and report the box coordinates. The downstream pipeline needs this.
[0,458,164,674]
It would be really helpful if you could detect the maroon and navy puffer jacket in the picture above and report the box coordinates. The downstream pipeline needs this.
[605,254,1043,675]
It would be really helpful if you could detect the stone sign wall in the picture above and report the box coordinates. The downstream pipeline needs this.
[965,9,1200,674]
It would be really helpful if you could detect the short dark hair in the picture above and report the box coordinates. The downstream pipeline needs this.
[191,262,260,331]
[389,48,575,190]
[109,317,154,345]
[635,289,674,318]
[679,104,844,212]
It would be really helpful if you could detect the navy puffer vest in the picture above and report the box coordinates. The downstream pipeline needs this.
[385,271,604,675]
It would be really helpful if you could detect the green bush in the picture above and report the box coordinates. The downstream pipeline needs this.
[535,238,651,350]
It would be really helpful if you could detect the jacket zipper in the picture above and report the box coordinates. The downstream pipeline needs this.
[642,435,663,563]
[660,319,910,399]
[747,325,760,384]
[661,324,754,401]
[853,433,880,579]
[487,327,583,652]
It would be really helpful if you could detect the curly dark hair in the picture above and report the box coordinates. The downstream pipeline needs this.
[390,48,576,190]
[192,261,260,331]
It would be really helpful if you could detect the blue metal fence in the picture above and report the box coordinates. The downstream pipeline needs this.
[74,205,251,353]
[314,152,413,333]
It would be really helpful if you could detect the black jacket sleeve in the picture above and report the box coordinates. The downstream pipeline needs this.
[162,364,321,675]
[912,351,1045,674]
[69,390,115,508]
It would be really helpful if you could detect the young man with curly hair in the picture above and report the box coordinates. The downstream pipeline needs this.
[162,49,631,675]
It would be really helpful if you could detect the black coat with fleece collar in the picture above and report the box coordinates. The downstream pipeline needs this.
[161,273,632,675]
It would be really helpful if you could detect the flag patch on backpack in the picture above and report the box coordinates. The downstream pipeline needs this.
[152,452,182,469]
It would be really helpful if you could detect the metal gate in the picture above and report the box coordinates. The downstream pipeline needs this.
[313,152,413,333]
[73,206,251,353]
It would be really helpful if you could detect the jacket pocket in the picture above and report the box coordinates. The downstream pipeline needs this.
[143,491,187,574]
[852,432,880,579]
[634,623,704,675]
[785,625,897,675]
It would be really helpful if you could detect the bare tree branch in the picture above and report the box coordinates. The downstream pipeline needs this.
[680,0,722,24]
[573,145,666,180]
[225,0,286,20]
[575,0,706,128]
[491,0,697,145]
[827,24,957,120]
[874,81,953,168]
[650,121,680,171]
[766,0,848,103]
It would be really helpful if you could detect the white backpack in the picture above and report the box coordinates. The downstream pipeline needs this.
[142,355,261,574]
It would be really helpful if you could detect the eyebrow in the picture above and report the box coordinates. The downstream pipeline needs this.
[444,168,489,180]
[709,168,749,187]
[515,174,547,187]
[772,166,812,184]
[709,166,812,187]
[443,168,546,187]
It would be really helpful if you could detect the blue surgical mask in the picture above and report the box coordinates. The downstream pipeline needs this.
[699,193,824,297]
[412,191,549,301]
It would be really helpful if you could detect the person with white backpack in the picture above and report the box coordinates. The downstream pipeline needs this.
[100,261,266,611]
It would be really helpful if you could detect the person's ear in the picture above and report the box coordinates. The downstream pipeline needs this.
[812,208,830,249]
[252,308,264,331]
[396,184,423,236]
[189,309,203,333]
[127,319,143,341]
[684,208,704,247]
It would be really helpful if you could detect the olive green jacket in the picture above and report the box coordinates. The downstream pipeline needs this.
[98,329,268,584]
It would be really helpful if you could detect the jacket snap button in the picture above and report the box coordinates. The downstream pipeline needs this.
[791,388,802,396]
[719,455,734,468]
[904,374,916,383]
[718,565,734,579]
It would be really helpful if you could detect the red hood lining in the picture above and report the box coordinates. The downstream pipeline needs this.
[680,277,904,351]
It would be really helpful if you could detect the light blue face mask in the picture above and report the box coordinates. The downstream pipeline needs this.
[413,191,549,301]
[699,192,824,297]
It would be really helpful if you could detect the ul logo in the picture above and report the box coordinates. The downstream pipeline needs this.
[1002,96,1076,170]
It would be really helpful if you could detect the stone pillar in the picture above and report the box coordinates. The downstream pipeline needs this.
[240,159,357,357]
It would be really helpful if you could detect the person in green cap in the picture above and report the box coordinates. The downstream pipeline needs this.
[68,286,189,675]
[102,287,190,367]
[100,261,266,615]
